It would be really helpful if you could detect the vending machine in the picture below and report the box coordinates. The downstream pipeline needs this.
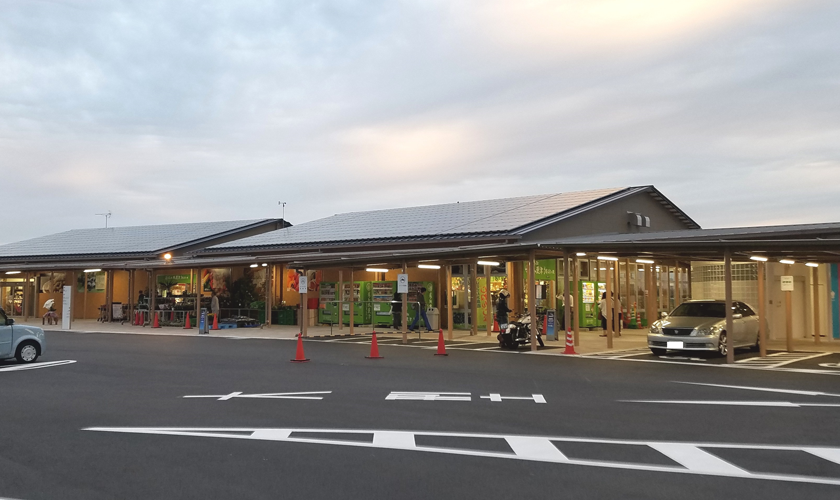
[318,282,338,324]
[371,281,396,327]
[341,281,371,326]
[578,281,605,329]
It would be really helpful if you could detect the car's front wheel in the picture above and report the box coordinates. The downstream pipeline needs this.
[718,332,728,357]
[15,341,39,363]
[650,348,666,356]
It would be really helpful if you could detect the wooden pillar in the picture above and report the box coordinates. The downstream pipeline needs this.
[128,269,135,321]
[605,260,613,348]
[67,271,76,324]
[674,262,681,307]
[624,259,631,321]
[402,261,408,344]
[194,268,201,325]
[528,250,537,351]
[446,265,454,340]
[338,270,344,330]
[265,264,272,326]
[563,251,571,339]
[813,266,821,344]
[105,269,114,322]
[23,272,30,320]
[470,263,478,336]
[613,262,621,337]
[573,257,580,346]
[349,269,355,336]
[437,267,443,327]
[485,264,492,336]
[785,264,793,352]
[83,271,89,320]
[149,269,156,325]
[724,249,734,364]
[757,261,767,357]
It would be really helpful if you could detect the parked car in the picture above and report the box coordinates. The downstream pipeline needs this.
[648,300,760,357]
[0,308,46,363]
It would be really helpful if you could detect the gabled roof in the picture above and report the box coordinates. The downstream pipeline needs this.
[208,186,691,253]
[0,219,281,261]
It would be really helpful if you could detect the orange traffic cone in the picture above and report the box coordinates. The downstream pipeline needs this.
[366,331,384,359]
[133,311,139,326]
[184,312,192,329]
[152,312,161,329]
[492,319,499,332]
[291,333,310,362]
[563,328,577,355]
[435,329,448,356]
[170,310,175,322]
[212,313,219,330]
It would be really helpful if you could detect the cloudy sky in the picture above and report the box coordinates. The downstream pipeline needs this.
[2,0,839,244]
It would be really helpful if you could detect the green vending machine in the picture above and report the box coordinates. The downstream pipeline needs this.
[371,281,396,327]
[318,282,338,324]
[578,281,606,329]
[342,281,371,326]
[407,281,434,328]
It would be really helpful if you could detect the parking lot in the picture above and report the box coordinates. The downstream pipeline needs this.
[2,331,840,499]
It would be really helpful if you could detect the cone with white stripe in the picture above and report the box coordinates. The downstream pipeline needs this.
[563,328,577,355]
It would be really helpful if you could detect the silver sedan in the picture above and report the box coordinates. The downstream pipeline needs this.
[648,300,760,357]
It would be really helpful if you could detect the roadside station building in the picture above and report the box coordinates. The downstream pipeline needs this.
[1,185,838,362]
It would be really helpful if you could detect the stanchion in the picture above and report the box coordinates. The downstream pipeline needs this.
[184,312,192,329]
[563,328,577,355]
[435,329,448,356]
[366,329,384,359]
[291,333,309,362]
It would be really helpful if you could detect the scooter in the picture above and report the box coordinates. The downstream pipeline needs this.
[497,312,545,349]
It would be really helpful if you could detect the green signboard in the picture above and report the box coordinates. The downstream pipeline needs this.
[523,259,557,282]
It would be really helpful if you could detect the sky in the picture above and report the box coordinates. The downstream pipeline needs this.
[1,0,839,244]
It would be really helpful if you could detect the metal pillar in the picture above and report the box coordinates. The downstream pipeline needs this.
[724,249,734,364]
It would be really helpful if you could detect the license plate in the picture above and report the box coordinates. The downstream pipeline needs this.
[667,341,684,349]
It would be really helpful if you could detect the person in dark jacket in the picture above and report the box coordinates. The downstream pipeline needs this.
[391,291,402,330]
[409,287,432,331]
[496,288,512,326]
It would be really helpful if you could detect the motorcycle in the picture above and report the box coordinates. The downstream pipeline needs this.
[497,312,545,349]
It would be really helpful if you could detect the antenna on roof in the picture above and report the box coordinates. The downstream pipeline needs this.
[95,210,112,228]
[278,201,287,226]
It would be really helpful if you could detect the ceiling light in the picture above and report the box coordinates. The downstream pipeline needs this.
[250,264,259,268]
[805,263,819,268]
[597,256,618,261]
[780,259,795,265]
[749,256,768,262]
[5,271,21,275]
[477,260,500,266]
[83,268,101,273]
[366,268,389,273]
[261,263,268,267]
[418,264,441,270]
[163,253,172,260]
[636,259,655,264]
[576,252,586,256]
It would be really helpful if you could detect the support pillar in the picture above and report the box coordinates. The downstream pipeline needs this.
[446,264,453,340]
[605,260,613,348]
[724,249,734,364]
[613,262,621,337]
[674,262,681,308]
[338,270,344,330]
[301,269,308,338]
[470,263,478,336]
[757,261,767,357]
[349,269,355,336]
[484,264,492,336]
[528,250,537,351]
[402,261,408,344]
[563,250,571,339]
[785,264,793,352]
[573,257,580,346]
[813,266,821,344]
[149,269,156,325]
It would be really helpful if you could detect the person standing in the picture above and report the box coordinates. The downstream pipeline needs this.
[496,289,512,326]
[599,292,608,336]
[210,290,220,322]
[410,287,432,331]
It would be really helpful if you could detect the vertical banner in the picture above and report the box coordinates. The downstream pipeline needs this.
[62,285,72,330]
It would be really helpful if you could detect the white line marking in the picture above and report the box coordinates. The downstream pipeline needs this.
[675,382,840,398]
[803,448,840,466]
[622,400,840,408]
[648,443,748,476]
[183,391,332,401]
[83,427,840,486]
[0,360,76,372]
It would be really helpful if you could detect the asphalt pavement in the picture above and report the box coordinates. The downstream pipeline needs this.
[2,331,840,499]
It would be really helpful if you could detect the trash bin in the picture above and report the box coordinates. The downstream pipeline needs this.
[427,307,440,331]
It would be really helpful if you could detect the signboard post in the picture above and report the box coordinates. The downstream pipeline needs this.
[199,308,208,334]
[546,309,556,341]
[397,274,408,294]
[299,276,308,294]
[62,285,72,330]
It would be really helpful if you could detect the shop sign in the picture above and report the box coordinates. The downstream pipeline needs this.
[397,274,409,294]
[524,260,556,282]
[781,276,794,292]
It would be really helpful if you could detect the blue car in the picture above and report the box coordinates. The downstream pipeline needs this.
[0,308,46,363]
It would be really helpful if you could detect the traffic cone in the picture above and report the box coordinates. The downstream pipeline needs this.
[291,333,309,362]
[492,319,499,332]
[133,311,139,326]
[563,328,577,354]
[152,312,160,329]
[212,313,219,330]
[170,310,175,322]
[435,328,448,356]
[184,312,191,329]
[542,316,547,335]
[366,332,384,359]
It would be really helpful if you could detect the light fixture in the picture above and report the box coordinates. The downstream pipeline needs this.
[366,268,389,273]
[83,268,101,273]
[749,256,768,262]
[250,264,259,268]
[599,268,606,271]
[418,264,441,270]
[780,259,795,265]
[806,262,819,268]
[597,256,618,261]
[261,263,268,267]
[576,252,586,257]
[477,260,500,266]
[636,259,655,264]
[5,271,21,275]
[163,253,172,260]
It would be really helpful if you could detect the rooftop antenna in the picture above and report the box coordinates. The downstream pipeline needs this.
[96,210,112,228]
[278,201,286,226]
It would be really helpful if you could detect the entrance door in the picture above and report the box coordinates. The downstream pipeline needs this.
[0,309,12,357]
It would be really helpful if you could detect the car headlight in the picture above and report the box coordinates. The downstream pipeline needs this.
[694,325,722,337]
[649,321,661,334]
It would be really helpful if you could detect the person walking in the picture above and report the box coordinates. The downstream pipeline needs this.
[391,291,402,330]
[210,290,220,323]
[409,287,432,331]
[599,292,621,337]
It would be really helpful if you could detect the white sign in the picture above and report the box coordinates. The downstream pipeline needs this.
[397,274,408,294]
[62,285,72,329]
[781,275,794,292]
[299,276,308,294]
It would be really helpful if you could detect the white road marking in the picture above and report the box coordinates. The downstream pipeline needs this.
[82,427,840,487]
[481,394,546,403]
[385,392,471,401]
[183,391,332,401]
[0,360,76,372]
[736,352,830,368]
[675,382,840,398]
[622,400,840,408]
